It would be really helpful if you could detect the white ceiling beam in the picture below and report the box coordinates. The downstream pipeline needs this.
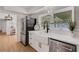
[0,9,27,15]
[3,6,28,15]
[28,6,48,14]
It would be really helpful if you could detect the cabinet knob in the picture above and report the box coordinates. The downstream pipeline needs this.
[48,38,49,45]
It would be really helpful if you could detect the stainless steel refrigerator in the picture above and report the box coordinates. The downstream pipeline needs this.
[20,16,36,46]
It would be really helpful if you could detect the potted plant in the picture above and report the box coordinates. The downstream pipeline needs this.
[69,19,76,33]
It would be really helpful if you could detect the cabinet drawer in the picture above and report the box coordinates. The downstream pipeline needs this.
[29,40,39,51]
[37,42,49,52]
[40,44,49,52]
[40,36,48,45]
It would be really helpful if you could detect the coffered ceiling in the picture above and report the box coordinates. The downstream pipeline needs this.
[20,6,45,12]
[0,6,45,14]
[0,6,68,15]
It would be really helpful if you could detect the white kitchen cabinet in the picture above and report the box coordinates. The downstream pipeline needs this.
[29,31,49,52]
[29,32,37,49]
[39,44,49,52]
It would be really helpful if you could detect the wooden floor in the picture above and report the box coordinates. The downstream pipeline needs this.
[0,33,36,52]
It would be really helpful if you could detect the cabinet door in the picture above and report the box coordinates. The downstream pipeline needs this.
[29,32,36,48]
[40,44,49,52]
[29,36,34,48]
[29,32,40,51]
[37,36,49,52]
[29,36,33,46]
[29,32,33,45]
[29,36,39,51]
[40,36,48,45]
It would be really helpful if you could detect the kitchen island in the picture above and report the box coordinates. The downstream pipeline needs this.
[29,31,79,52]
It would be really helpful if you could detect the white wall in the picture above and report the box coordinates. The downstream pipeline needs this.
[0,13,7,32]
[0,13,17,35]
[0,9,26,42]
[1,20,6,32]
[6,14,17,35]
[0,19,6,32]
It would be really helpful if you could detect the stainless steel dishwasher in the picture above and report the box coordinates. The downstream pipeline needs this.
[49,38,76,52]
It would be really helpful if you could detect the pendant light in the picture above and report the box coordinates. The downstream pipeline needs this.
[5,14,12,20]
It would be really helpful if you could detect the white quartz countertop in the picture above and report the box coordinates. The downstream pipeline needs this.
[29,31,79,45]
[48,33,79,45]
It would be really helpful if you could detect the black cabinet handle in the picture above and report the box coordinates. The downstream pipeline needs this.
[48,38,49,45]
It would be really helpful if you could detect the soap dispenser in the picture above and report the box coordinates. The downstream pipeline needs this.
[45,22,49,33]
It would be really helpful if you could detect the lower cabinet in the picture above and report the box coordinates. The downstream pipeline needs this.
[29,40,49,52]
[29,32,49,52]
[39,43,49,52]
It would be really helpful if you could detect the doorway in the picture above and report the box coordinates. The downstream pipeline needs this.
[0,14,36,52]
